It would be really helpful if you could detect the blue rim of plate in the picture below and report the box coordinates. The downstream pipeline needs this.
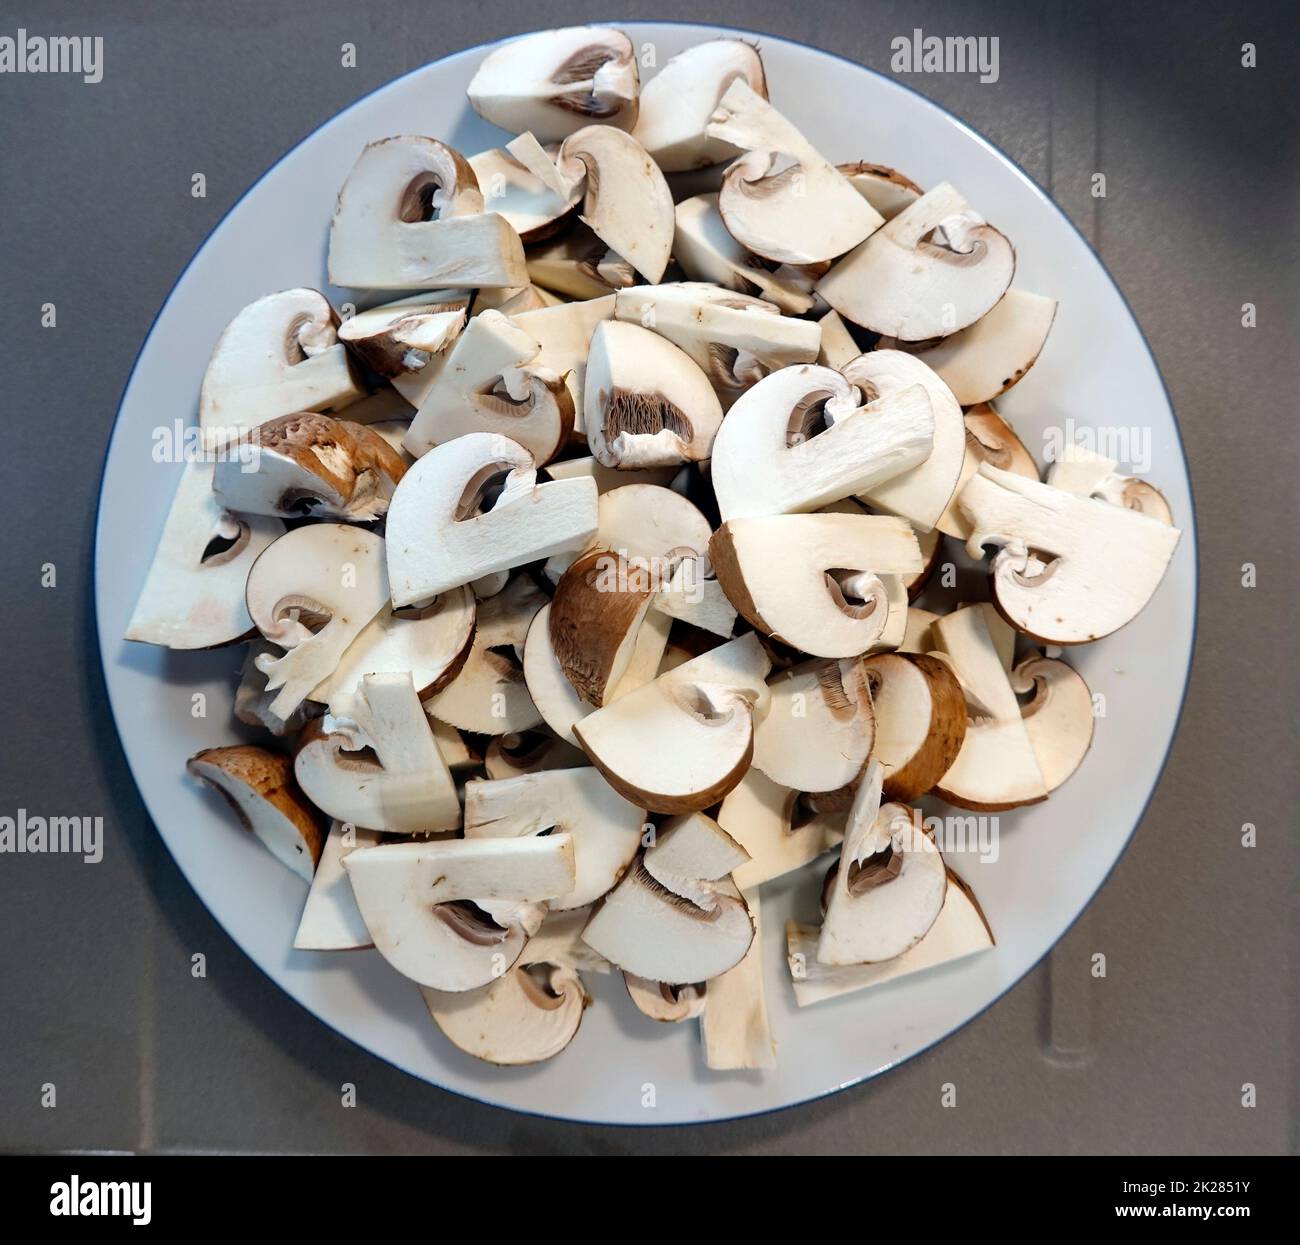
[92,19,1200,1131]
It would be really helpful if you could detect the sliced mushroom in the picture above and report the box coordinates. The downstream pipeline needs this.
[624,974,706,1022]
[552,125,675,283]
[837,351,966,530]
[788,869,993,1006]
[862,652,967,801]
[572,633,771,813]
[544,455,678,492]
[673,194,818,315]
[199,288,363,445]
[836,162,922,220]
[430,719,478,773]
[899,606,941,655]
[337,291,469,383]
[817,768,946,965]
[294,673,460,834]
[467,26,639,141]
[710,512,923,657]
[700,882,775,1069]
[958,464,1182,644]
[212,412,407,521]
[1047,444,1174,525]
[125,459,282,649]
[402,310,574,465]
[709,364,934,522]
[633,38,767,171]
[512,293,616,435]
[464,765,645,908]
[918,288,1057,405]
[425,575,547,735]
[930,603,1049,810]
[817,183,1015,340]
[483,728,588,780]
[524,905,613,975]
[473,284,565,317]
[235,640,320,735]
[384,431,597,607]
[344,835,576,990]
[704,81,882,265]
[752,657,875,792]
[1011,654,1094,792]
[244,524,390,720]
[643,810,752,906]
[934,403,1039,539]
[816,308,862,369]
[187,744,325,881]
[613,283,820,407]
[468,141,583,243]
[311,585,475,713]
[328,136,526,289]
[526,224,632,300]
[421,959,589,1065]
[584,320,724,468]
[294,821,384,951]
[716,765,838,889]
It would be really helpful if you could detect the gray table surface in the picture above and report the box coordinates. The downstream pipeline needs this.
[0,0,1295,1155]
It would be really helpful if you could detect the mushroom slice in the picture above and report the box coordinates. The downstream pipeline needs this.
[512,294,616,435]
[654,563,738,639]
[837,162,922,220]
[753,658,876,792]
[235,640,320,736]
[199,288,363,445]
[817,309,862,370]
[837,351,966,530]
[328,136,526,289]
[464,766,645,908]
[1012,654,1094,793]
[673,195,819,315]
[549,547,656,705]
[474,284,565,316]
[187,745,325,882]
[525,905,613,974]
[430,719,478,773]
[624,974,706,1022]
[573,634,771,813]
[294,822,384,951]
[468,142,582,243]
[919,288,1057,405]
[584,320,724,468]
[344,835,576,990]
[930,603,1048,810]
[312,586,475,713]
[425,576,547,736]
[483,729,587,779]
[633,39,767,171]
[466,26,638,141]
[709,364,934,522]
[718,766,839,889]
[125,459,283,649]
[421,959,589,1066]
[643,810,751,909]
[244,525,389,720]
[862,652,968,801]
[1047,445,1175,526]
[818,771,947,966]
[935,403,1039,539]
[544,455,678,492]
[958,464,1182,644]
[554,126,674,283]
[613,283,820,406]
[899,606,941,655]
[817,183,1015,340]
[710,513,924,657]
[525,225,631,301]
[704,80,883,264]
[524,603,671,744]
[294,673,460,834]
[701,882,775,1069]
[212,412,407,521]
[385,432,597,606]
[788,869,994,1006]
[337,291,468,381]
[403,310,574,465]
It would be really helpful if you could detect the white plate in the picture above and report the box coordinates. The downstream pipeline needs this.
[95,23,1196,1125]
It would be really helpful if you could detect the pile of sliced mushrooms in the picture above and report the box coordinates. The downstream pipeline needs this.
[128,28,1182,1070]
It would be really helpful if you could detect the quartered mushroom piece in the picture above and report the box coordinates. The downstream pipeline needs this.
[837,162,922,220]
[212,412,408,521]
[525,225,633,300]
[1046,444,1176,525]
[468,140,583,243]
[126,459,283,649]
[337,290,468,381]
[199,288,363,445]
[624,974,707,1022]
[634,38,767,172]
[467,25,639,141]
[328,136,526,289]
[187,744,326,882]
[718,765,840,890]
[511,294,615,435]
[294,821,384,951]
[935,402,1039,539]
